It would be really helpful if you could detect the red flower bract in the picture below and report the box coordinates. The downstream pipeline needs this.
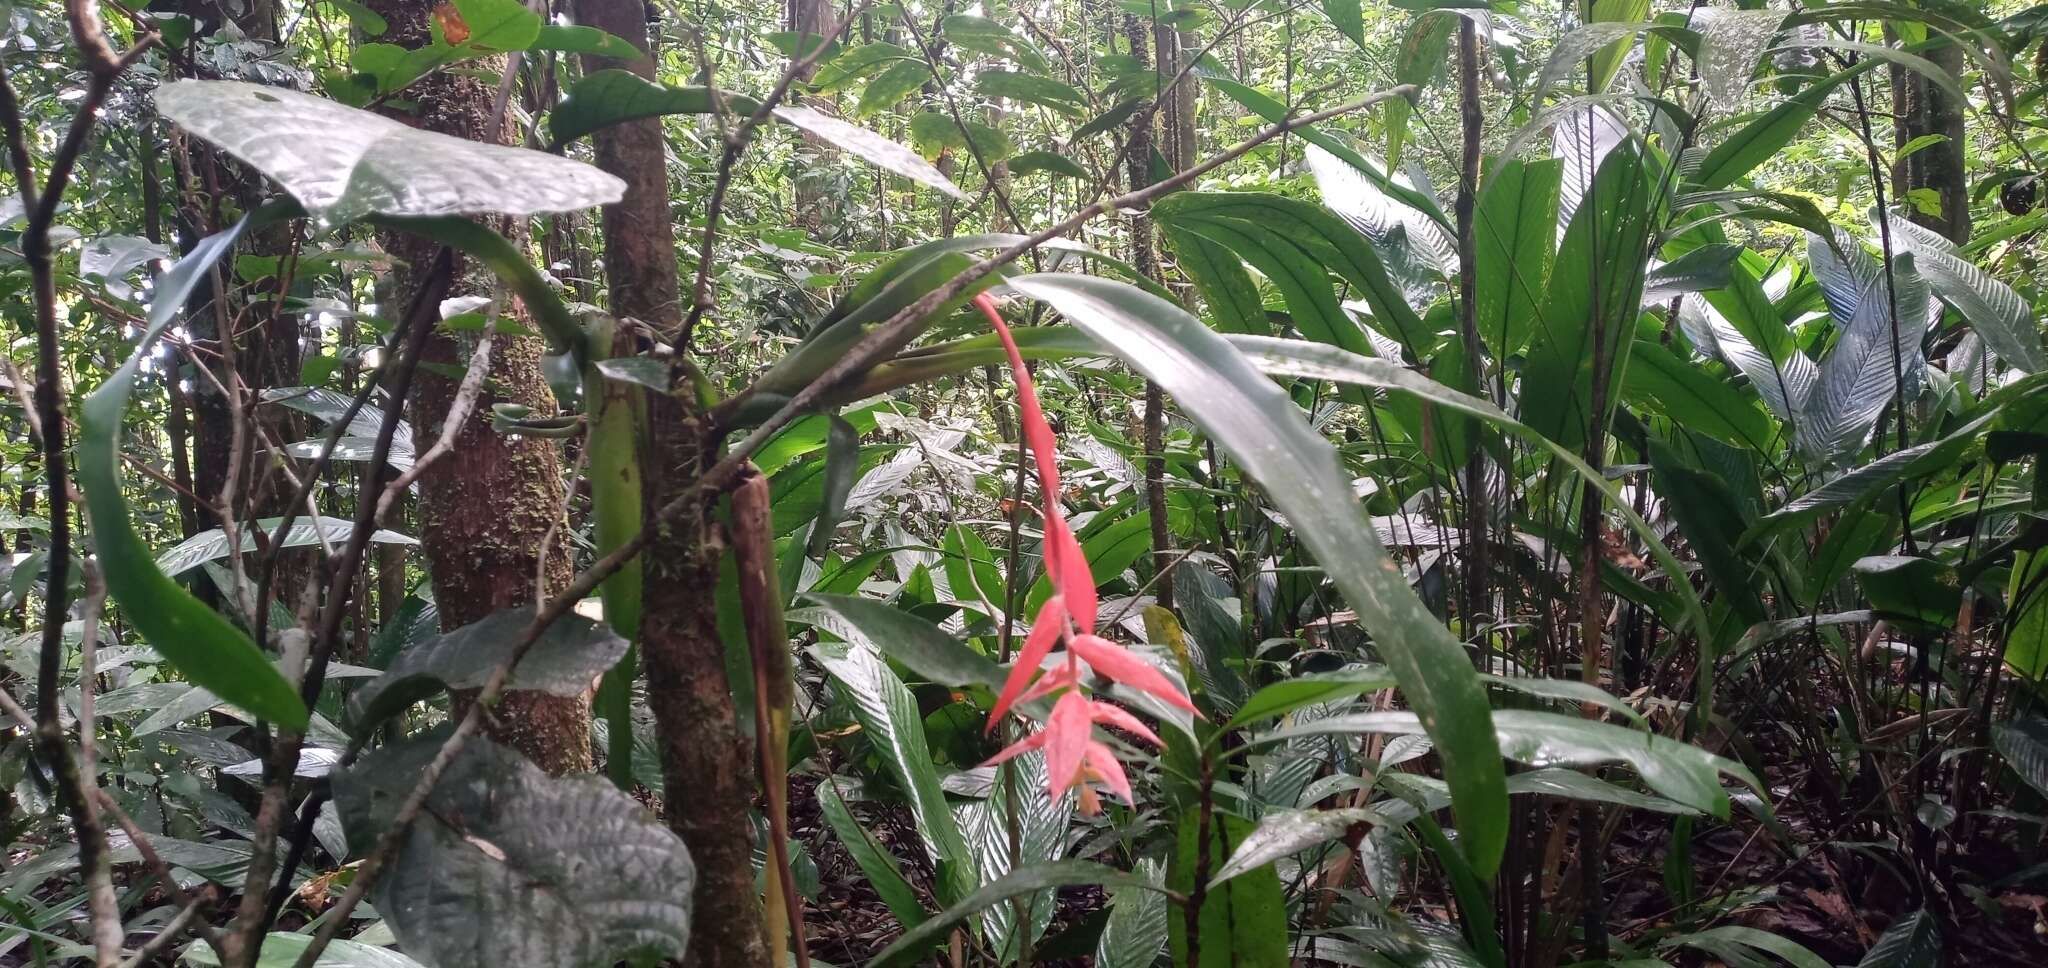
[972,292,1196,814]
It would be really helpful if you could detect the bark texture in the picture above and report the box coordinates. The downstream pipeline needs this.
[364,0,587,775]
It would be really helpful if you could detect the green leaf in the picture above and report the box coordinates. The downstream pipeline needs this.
[1668,925,1835,968]
[796,592,1001,688]
[1007,149,1089,179]
[1200,74,1450,227]
[1853,555,1962,630]
[815,644,973,896]
[154,516,416,576]
[529,24,641,60]
[774,105,965,199]
[1992,717,2048,797]
[325,0,389,37]
[1225,666,1397,729]
[939,14,1049,71]
[1024,509,1154,614]
[548,69,757,146]
[975,69,1087,116]
[811,42,916,93]
[332,728,694,967]
[1094,859,1169,968]
[1322,0,1365,47]
[1521,139,1654,451]
[1650,440,1768,626]
[345,606,629,732]
[181,931,424,967]
[1208,807,1379,888]
[1071,98,1142,141]
[856,60,933,117]
[156,80,624,224]
[1690,63,1869,190]
[1169,812,1288,968]
[1509,767,1694,814]
[1875,208,2042,372]
[905,111,1014,163]
[870,860,1165,968]
[1154,192,1430,354]
[1855,909,1940,968]
[1623,337,1776,450]
[77,211,309,730]
[805,414,860,558]
[1007,274,1509,877]
[447,0,542,51]
[1261,709,1760,816]
[1162,225,1267,336]
[817,779,928,928]
[1473,157,1562,359]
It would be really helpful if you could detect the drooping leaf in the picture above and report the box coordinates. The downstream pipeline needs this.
[1991,717,2048,798]
[1008,274,1509,877]
[156,80,624,224]
[975,69,1087,116]
[1854,909,1940,968]
[1473,157,1562,358]
[1094,858,1169,968]
[77,210,309,730]
[1007,150,1089,179]
[1225,666,1397,729]
[940,14,1049,72]
[1508,767,1694,814]
[1853,555,1962,630]
[345,606,629,732]
[1689,63,1869,190]
[856,60,934,117]
[332,729,694,968]
[1693,8,1786,114]
[1876,208,2043,372]
[816,779,928,929]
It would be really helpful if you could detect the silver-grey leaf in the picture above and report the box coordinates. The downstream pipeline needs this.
[1209,807,1379,887]
[1695,9,1788,115]
[154,516,417,576]
[1875,209,2043,372]
[155,80,625,223]
[772,105,966,199]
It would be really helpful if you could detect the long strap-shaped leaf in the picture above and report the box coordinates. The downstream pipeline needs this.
[1007,274,1510,877]
[78,209,309,729]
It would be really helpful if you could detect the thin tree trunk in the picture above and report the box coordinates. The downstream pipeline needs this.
[363,0,587,774]
[568,0,769,964]
[1123,12,1174,609]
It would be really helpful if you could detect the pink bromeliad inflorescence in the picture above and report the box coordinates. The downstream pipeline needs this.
[971,292,1199,816]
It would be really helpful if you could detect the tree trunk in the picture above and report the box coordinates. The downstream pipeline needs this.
[1892,40,1969,243]
[1122,13,1175,609]
[363,0,587,775]
[567,0,770,964]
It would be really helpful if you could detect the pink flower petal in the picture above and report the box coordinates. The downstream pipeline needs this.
[987,596,1068,729]
[1067,634,1199,714]
[1042,692,1094,799]
[974,294,1064,519]
[1083,742,1136,805]
[981,729,1046,767]
[1016,663,1083,707]
[1043,515,1097,636]
[1085,699,1163,748]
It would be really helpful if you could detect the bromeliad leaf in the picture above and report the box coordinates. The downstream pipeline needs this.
[155,81,625,224]
[332,728,694,968]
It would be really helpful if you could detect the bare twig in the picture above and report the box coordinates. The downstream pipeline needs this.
[374,327,495,520]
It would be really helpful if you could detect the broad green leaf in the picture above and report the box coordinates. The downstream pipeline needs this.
[1322,0,1365,47]
[1007,149,1089,179]
[939,14,1049,71]
[181,932,424,967]
[1482,674,1647,727]
[906,111,1014,163]
[1474,157,1561,358]
[1992,717,2048,797]
[78,211,309,730]
[1162,225,1267,336]
[1668,926,1834,968]
[2006,551,2048,679]
[817,779,928,929]
[856,60,933,117]
[1876,209,2043,372]
[1170,812,1288,968]
[796,592,1001,688]
[1072,98,1142,141]
[1623,338,1776,451]
[1260,709,1761,816]
[1225,666,1396,729]
[1651,441,1768,626]
[870,860,1164,968]
[549,70,758,146]
[529,24,640,60]
[806,414,860,558]
[1690,63,1869,190]
[975,69,1086,116]
[1200,74,1451,227]
[815,644,973,897]
[332,729,694,967]
[1008,274,1509,877]
[1208,807,1379,887]
[811,42,916,93]
[1855,909,1939,968]
[1521,139,1653,451]
[1094,858,1169,968]
[345,606,629,732]
[1853,555,1961,630]
[156,81,624,224]
[1508,767,1694,814]
[776,104,965,198]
